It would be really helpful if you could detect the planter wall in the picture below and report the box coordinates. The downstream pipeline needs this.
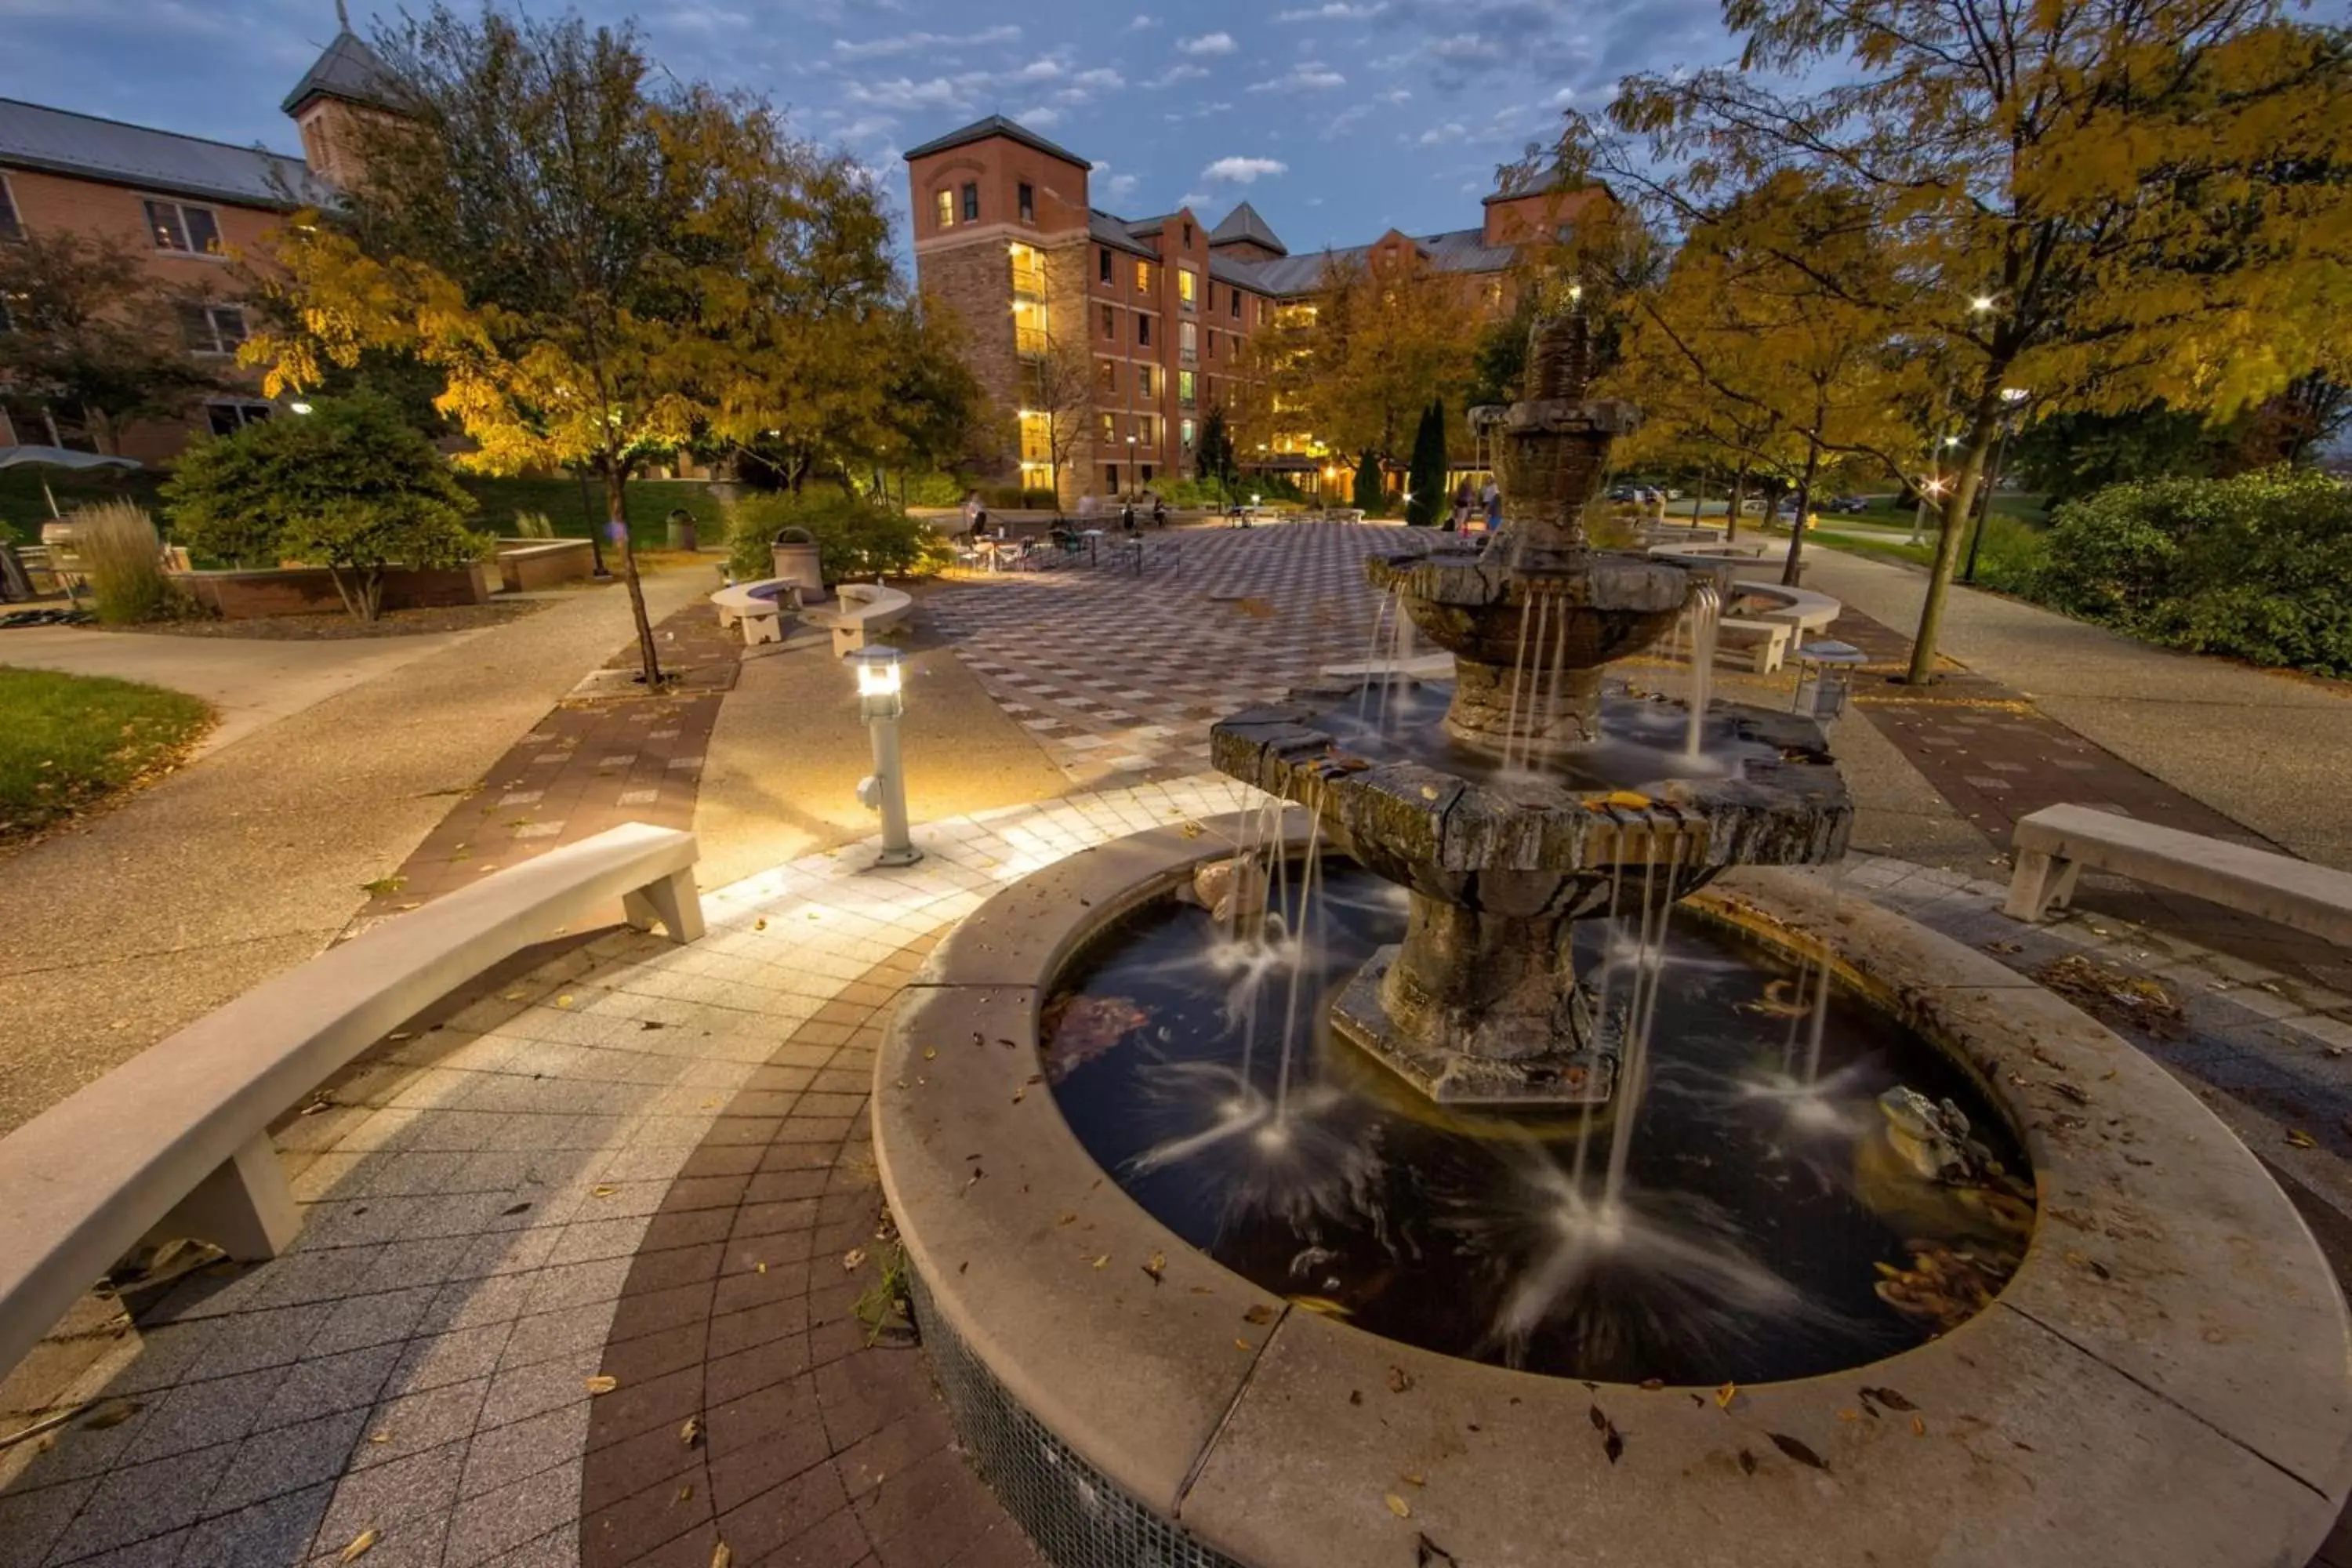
[495,539,596,593]
[169,561,495,619]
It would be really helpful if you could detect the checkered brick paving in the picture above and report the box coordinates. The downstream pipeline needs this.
[925,522,1404,786]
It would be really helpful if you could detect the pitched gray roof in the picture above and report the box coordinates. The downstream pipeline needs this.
[0,99,325,211]
[901,114,1088,170]
[1236,226,1516,296]
[281,30,401,115]
[1088,209,1157,260]
[1208,200,1286,256]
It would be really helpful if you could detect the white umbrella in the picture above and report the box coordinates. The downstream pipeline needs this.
[0,446,145,517]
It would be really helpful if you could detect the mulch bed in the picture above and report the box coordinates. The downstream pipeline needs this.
[111,601,550,641]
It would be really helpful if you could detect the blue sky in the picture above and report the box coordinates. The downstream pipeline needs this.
[0,0,1737,249]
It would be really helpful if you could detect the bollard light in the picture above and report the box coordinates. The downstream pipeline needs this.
[848,644,920,866]
[1791,639,1867,726]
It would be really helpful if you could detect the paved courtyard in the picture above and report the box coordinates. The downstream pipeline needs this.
[4,522,2351,1566]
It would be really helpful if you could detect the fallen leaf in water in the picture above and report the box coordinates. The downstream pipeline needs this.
[681,1417,702,1447]
[1142,1252,1166,1284]
[1860,1386,1918,1413]
[1715,1381,1737,1410]
[585,1376,619,1395]
[1388,1366,1415,1393]
[1768,1432,1829,1471]
[843,1248,866,1271]
[2289,1129,2319,1148]
[1385,1494,1413,1519]
[1243,1304,1276,1325]
[339,1529,379,1562]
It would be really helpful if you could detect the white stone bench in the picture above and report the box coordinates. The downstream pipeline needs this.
[0,822,703,1381]
[1718,616,1793,673]
[1732,581,1842,633]
[811,582,913,657]
[710,578,802,647]
[2004,804,2352,943]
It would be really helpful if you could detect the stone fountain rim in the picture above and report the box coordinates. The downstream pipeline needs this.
[873,814,2352,1568]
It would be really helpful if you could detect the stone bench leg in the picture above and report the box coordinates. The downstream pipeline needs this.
[1753,631,1788,675]
[151,1134,299,1261]
[623,866,706,944]
[2002,848,2082,922]
[832,623,863,658]
[742,612,781,648]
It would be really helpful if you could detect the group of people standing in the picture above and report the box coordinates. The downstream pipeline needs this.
[1448,477,1502,533]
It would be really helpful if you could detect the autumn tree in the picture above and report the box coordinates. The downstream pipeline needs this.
[1024,332,1093,514]
[0,230,223,454]
[1196,405,1238,504]
[247,5,818,684]
[1292,252,1479,464]
[1573,0,2352,681]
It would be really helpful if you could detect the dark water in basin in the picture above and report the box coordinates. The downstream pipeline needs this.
[1314,679,1791,793]
[1047,862,2031,1385]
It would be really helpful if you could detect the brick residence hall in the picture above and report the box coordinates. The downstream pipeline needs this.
[904,114,1605,502]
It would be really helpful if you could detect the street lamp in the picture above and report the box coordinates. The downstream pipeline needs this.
[1791,639,1867,727]
[288,401,314,416]
[1970,295,1996,314]
[1964,388,2031,585]
[848,644,921,868]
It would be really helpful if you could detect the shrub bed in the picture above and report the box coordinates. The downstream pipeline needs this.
[725,491,955,585]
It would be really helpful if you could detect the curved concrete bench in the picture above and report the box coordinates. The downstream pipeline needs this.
[1730,579,1842,633]
[810,582,913,657]
[2005,804,2352,942]
[0,822,703,1381]
[710,578,802,648]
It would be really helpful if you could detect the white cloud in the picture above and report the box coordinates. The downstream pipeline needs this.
[1070,67,1126,89]
[1178,31,1238,55]
[1322,103,1370,139]
[1146,62,1209,87]
[1130,13,1160,27]
[1247,62,1345,91]
[1275,1,1386,17]
[1428,31,1507,64]
[1202,154,1288,183]
[845,76,972,111]
[1417,121,1467,144]
[1107,172,1140,200]
[1178,191,1213,211]
[1017,105,1065,127]
[1002,56,1068,83]
[833,24,1019,60]
[1377,86,1411,104]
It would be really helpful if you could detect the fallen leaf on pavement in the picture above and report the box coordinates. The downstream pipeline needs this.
[681,1417,702,1448]
[843,1248,866,1271]
[1385,1494,1412,1519]
[339,1530,379,1563]
[2288,1129,2318,1149]
[1768,1432,1829,1471]
[585,1376,619,1395]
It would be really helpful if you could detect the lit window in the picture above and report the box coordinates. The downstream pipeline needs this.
[961,182,980,222]
[1180,321,1196,359]
[1181,417,1195,447]
[1100,411,1116,441]
[1138,365,1155,399]
[0,175,20,243]
[1135,260,1152,292]
[1098,358,1116,394]
[1018,182,1035,223]
[178,303,247,355]
[1178,370,1195,405]
[145,198,223,255]
[935,189,955,229]
[1178,268,1197,309]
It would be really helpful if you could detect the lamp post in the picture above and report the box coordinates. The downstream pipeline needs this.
[1964,388,2030,585]
[849,644,920,868]
[1791,639,1868,728]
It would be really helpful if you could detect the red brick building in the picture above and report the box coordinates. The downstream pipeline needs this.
[0,25,393,461]
[903,114,1604,501]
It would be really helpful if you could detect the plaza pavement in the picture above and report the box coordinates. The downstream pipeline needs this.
[5,522,2352,1566]
[0,567,714,1135]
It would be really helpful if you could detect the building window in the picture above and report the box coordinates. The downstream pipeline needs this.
[1098,248,1111,284]
[1138,365,1155,399]
[1098,358,1116,394]
[1137,314,1151,347]
[1178,267,1197,310]
[1018,183,1035,223]
[1137,415,1156,445]
[1232,290,1243,320]
[1181,417,1196,448]
[1099,411,1116,441]
[960,182,979,222]
[1179,320,1196,361]
[1206,328,1217,359]
[0,175,20,243]
[1142,463,1155,484]
[1100,303,1114,338]
[145,198,223,255]
[935,189,955,230]
[178,303,247,356]
[1178,370,1196,405]
[205,399,271,436]
[1183,221,1193,247]
[1106,464,1120,491]
[1135,260,1152,292]
[1009,241,1046,299]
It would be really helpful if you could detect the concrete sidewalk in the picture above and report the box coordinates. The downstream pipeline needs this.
[0,569,713,1136]
[1799,546,2352,870]
[0,624,480,759]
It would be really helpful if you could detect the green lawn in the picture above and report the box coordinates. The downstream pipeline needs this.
[0,668,215,841]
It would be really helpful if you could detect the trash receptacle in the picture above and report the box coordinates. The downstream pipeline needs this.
[771,527,827,603]
[665,507,699,552]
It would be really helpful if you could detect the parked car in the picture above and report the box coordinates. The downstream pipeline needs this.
[1606,485,1639,503]
[1822,495,1871,514]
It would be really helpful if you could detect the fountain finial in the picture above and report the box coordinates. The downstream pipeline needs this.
[1526,308,1592,406]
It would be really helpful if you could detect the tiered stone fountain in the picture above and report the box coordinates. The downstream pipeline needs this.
[1212,310,1849,1105]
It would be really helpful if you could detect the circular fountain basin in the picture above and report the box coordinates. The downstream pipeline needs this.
[875,818,2352,1568]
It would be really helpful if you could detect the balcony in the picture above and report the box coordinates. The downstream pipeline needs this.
[1015,325,1049,359]
[1011,262,1047,300]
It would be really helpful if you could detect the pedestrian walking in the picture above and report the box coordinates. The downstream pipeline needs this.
[1151,493,1168,528]
[1481,477,1502,533]
[1449,478,1475,532]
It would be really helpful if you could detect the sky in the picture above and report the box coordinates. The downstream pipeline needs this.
[0,0,1740,251]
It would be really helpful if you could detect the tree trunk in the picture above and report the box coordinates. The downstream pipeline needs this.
[1725,463,1748,543]
[607,463,665,687]
[1783,431,1821,588]
[1907,397,2000,685]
